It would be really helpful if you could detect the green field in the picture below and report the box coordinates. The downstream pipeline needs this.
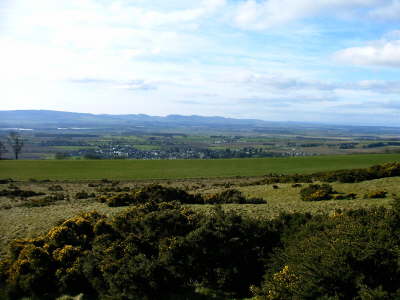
[1,154,399,181]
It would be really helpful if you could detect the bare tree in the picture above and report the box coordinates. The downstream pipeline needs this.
[8,132,24,160]
[0,141,7,159]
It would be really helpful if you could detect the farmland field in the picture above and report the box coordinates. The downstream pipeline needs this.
[0,153,399,181]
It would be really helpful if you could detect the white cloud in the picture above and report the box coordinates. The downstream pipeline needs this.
[0,0,215,83]
[335,39,400,68]
[70,78,158,91]
[1,0,400,125]
[22,0,225,29]
[370,0,400,20]
[226,72,400,94]
[232,0,381,30]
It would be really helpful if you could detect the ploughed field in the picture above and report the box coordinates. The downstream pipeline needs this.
[0,153,399,180]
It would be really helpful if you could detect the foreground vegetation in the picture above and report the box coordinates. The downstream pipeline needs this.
[2,162,400,258]
[1,161,400,299]
[0,153,399,180]
[2,198,400,299]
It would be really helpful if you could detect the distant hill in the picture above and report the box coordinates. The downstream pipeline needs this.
[0,110,267,127]
[0,110,399,135]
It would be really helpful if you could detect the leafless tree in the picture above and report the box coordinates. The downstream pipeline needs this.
[0,141,7,159]
[8,132,24,160]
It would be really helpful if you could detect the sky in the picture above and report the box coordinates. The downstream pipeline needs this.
[1,0,400,125]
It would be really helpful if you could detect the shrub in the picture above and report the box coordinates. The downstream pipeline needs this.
[333,194,346,200]
[333,193,357,200]
[106,193,134,207]
[20,193,68,208]
[131,184,200,204]
[87,183,100,188]
[0,203,278,299]
[204,189,265,204]
[75,191,95,200]
[300,184,334,201]
[258,162,400,185]
[0,211,104,299]
[4,201,400,299]
[48,185,64,192]
[0,178,13,184]
[259,173,313,184]
[256,208,400,299]
[204,189,246,204]
[96,195,108,203]
[100,186,266,207]
[96,186,130,193]
[101,185,201,207]
[346,192,357,200]
[365,190,387,199]
[0,188,45,198]
[29,178,51,183]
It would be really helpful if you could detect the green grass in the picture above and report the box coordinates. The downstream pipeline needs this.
[52,146,97,151]
[0,154,399,181]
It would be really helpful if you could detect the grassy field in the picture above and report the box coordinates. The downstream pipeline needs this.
[0,153,399,181]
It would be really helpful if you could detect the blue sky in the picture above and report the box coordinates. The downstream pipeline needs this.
[1,0,400,125]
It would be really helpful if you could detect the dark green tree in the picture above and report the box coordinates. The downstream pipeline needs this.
[0,141,7,159]
[7,131,24,160]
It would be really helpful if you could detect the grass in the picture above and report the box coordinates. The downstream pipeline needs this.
[0,153,399,181]
[52,146,97,151]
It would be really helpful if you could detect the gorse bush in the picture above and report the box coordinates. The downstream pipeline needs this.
[299,184,335,201]
[0,188,45,198]
[3,193,400,299]
[102,184,201,207]
[0,202,281,299]
[96,185,131,193]
[105,192,134,207]
[203,189,265,204]
[74,191,95,200]
[333,192,357,200]
[256,206,400,299]
[364,190,387,199]
[0,211,104,299]
[101,185,265,207]
[257,174,313,185]
[312,162,400,183]
[19,193,68,208]
[258,162,400,184]
[48,185,64,192]
[0,178,13,184]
